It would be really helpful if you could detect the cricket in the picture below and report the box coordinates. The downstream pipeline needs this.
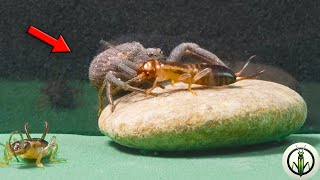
[0,121,64,168]
[133,55,264,95]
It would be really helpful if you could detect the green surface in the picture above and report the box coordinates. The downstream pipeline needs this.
[1,79,319,135]
[0,134,320,180]
[1,79,319,178]
[0,79,100,135]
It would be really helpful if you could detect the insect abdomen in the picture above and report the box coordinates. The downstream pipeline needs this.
[194,65,236,86]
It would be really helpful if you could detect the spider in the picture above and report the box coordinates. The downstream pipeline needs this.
[89,41,226,115]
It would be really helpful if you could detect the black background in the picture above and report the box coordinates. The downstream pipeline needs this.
[1,0,319,81]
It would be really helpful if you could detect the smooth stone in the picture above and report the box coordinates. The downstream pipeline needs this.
[99,80,307,151]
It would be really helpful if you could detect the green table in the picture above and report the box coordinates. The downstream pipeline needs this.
[0,134,319,180]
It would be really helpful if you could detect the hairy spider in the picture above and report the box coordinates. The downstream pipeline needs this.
[89,41,226,115]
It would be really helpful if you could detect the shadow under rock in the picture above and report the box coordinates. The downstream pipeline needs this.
[107,135,320,158]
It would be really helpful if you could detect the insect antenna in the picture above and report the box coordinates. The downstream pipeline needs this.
[24,123,32,139]
[9,130,23,163]
[99,40,115,49]
[41,121,49,140]
[302,145,306,152]
[295,145,306,153]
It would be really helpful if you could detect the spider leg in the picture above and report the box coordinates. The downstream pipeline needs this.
[97,80,106,116]
[95,40,113,54]
[99,40,113,49]
[96,60,141,115]
[105,80,115,112]
[112,60,141,79]
[167,43,227,67]
[117,63,136,77]
[106,71,147,93]
[105,71,148,112]
[97,60,149,115]
[121,60,141,71]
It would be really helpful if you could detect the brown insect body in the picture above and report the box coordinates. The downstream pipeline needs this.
[159,63,237,86]
[137,58,263,94]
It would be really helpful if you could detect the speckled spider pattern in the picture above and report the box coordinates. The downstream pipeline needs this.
[89,41,227,115]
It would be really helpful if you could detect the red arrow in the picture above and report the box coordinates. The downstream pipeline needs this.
[27,25,71,53]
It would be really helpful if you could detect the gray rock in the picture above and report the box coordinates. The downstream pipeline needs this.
[99,80,307,151]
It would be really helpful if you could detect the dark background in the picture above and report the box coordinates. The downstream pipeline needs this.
[0,0,319,134]
[1,0,319,81]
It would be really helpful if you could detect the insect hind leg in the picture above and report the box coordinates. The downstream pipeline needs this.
[105,71,148,112]
[45,136,65,164]
[0,145,13,166]
[36,147,45,168]
[193,68,212,82]
[116,61,138,77]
